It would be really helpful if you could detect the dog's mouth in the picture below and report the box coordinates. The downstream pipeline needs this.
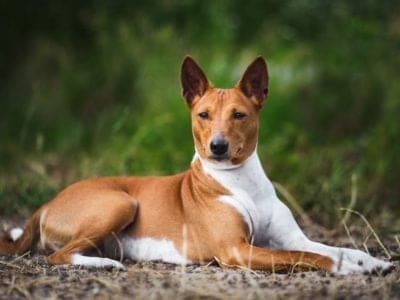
[209,154,230,162]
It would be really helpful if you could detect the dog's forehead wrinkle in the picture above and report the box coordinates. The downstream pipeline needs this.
[201,89,247,111]
[216,88,229,94]
[196,90,226,120]
[212,89,240,113]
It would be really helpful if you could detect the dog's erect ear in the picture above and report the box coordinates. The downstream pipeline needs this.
[237,56,268,107]
[181,56,209,105]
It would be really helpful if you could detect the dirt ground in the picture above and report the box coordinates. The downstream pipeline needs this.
[1,217,399,300]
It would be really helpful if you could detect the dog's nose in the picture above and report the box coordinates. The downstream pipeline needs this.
[210,138,229,156]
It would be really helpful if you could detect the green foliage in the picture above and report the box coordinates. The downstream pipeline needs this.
[0,1,399,227]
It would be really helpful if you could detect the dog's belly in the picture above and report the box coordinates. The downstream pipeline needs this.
[119,235,191,264]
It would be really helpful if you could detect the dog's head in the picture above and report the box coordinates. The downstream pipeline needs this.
[181,56,268,168]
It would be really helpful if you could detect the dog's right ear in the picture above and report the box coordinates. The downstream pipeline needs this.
[181,56,209,105]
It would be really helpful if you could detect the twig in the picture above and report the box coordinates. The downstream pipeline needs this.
[0,260,22,270]
[395,235,400,249]
[111,231,124,262]
[247,236,254,269]
[271,255,276,282]
[88,277,121,293]
[363,232,373,255]
[341,174,358,224]
[341,220,359,250]
[181,223,188,271]
[26,278,59,288]
[337,252,344,273]
[5,277,51,300]
[362,242,371,255]
[11,251,31,263]
[6,275,16,296]
[390,235,400,261]
[83,237,103,257]
[15,286,32,300]
[180,224,188,292]
[204,260,215,267]
[339,208,391,259]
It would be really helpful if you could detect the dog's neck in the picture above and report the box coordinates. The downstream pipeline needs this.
[192,150,275,200]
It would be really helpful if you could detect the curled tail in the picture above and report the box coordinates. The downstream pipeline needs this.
[0,210,41,255]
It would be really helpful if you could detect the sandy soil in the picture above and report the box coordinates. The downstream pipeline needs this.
[1,217,399,300]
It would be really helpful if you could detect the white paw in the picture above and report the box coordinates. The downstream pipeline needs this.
[9,228,24,241]
[100,258,125,269]
[331,248,393,275]
[71,254,125,269]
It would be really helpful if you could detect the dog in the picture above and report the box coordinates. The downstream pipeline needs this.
[0,56,394,274]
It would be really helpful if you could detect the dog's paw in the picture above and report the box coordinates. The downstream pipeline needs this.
[71,254,125,270]
[100,258,125,270]
[331,248,394,275]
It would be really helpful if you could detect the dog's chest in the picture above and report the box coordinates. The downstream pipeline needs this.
[217,182,275,241]
[200,153,275,240]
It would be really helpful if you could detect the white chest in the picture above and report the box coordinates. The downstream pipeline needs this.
[198,151,276,241]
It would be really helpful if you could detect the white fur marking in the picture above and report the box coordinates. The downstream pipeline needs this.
[71,254,124,269]
[122,236,191,264]
[10,228,23,242]
[196,150,262,237]
[218,193,257,236]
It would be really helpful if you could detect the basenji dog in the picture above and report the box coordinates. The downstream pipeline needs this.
[0,56,394,274]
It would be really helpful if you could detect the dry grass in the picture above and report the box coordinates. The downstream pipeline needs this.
[0,254,399,300]
[1,216,399,299]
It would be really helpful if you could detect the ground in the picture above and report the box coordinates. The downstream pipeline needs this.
[1,217,399,299]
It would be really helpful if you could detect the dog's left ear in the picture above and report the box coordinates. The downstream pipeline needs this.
[237,56,268,107]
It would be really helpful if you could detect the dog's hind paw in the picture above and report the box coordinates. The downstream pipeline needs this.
[71,254,125,269]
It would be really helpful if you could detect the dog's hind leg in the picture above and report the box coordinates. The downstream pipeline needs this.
[46,192,138,269]
[48,238,126,269]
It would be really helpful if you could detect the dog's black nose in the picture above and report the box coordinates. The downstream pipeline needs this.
[210,138,229,156]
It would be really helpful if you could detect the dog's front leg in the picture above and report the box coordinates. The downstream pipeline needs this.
[262,197,394,274]
[216,242,334,272]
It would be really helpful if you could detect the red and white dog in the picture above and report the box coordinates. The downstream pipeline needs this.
[0,56,393,274]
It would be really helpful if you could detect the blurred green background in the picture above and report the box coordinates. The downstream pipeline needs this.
[0,1,399,229]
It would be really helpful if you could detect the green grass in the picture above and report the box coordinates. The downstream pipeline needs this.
[1,2,399,232]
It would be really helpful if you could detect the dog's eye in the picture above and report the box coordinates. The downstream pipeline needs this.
[233,112,246,120]
[198,112,209,119]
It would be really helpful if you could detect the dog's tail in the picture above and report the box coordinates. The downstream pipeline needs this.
[0,210,41,255]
